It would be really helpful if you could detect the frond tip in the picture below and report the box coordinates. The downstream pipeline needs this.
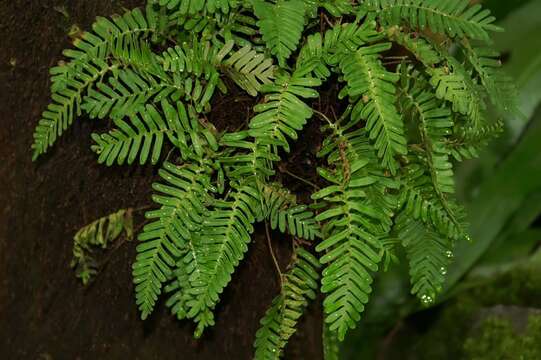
[133,161,215,320]
[366,0,501,41]
[396,214,454,305]
[71,209,133,285]
[253,0,306,66]
[254,247,320,359]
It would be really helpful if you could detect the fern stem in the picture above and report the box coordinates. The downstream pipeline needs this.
[280,168,319,190]
[265,221,283,287]
[313,109,334,127]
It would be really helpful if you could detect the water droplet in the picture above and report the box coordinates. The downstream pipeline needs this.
[440,267,447,275]
[445,250,453,259]
[420,294,434,305]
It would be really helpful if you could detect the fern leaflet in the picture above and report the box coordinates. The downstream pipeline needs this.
[254,247,320,358]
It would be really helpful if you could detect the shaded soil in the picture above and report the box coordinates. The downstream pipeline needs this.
[0,1,322,359]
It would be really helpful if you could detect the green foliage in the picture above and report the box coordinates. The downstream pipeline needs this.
[133,161,216,319]
[253,0,305,67]
[222,44,275,96]
[261,183,320,241]
[254,247,320,359]
[186,183,261,336]
[396,214,452,305]
[32,8,158,160]
[33,0,517,356]
[71,209,133,285]
[313,124,398,340]
[364,0,502,41]
[339,43,407,174]
[248,71,320,152]
[91,101,218,165]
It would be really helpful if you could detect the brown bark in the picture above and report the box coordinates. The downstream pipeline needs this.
[0,1,322,358]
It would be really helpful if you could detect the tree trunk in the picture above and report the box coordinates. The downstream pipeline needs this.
[0,1,322,358]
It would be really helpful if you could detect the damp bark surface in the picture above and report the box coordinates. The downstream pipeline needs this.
[0,1,323,358]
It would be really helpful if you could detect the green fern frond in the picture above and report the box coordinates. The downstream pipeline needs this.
[253,0,306,67]
[296,21,384,80]
[428,56,486,131]
[222,44,275,96]
[254,247,320,359]
[249,72,320,152]
[387,27,442,67]
[152,0,238,15]
[91,101,218,166]
[395,213,453,305]
[159,38,228,112]
[219,134,279,181]
[72,209,133,285]
[460,42,518,116]
[389,31,488,132]
[185,183,261,337]
[83,38,227,122]
[31,0,517,349]
[323,321,340,360]
[446,119,503,161]
[262,183,320,241]
[314,125,397,340]
[398,67,455,195]
[165,6,260,46]
[82,68,172,121]
[339,43,407,174]
[219,10,262,46]
[32,8,157,160]
[164,255,191,320]
[133,161,215,320]
[159,37,226,75]
[365,0,501,41]
[399,157,466,241]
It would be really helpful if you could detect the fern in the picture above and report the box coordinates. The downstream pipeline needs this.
[398,66,456,195]
[262,183,320,241]
[71,209,133,285]
[186,183,261,336]
[91,101,218,165]
[32,8,158,160]
[253,0,306,67]
[365,0,501,41]
[32,0,516,353]
[339,42,408,174]
[395,213,453,305]
[222,44,275,96]
[152,0,238,15]
[249,71,320,152]
[314,123,398,340]
[460,42,518,116]
[133,161,216,319]
[253,247,320,358]
[446,120,503,161]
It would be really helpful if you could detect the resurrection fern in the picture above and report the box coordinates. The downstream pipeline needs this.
[34,0,517,357]
[253,0,305,67]
[395,213,453,304]
[254,247,320,358]
[71,209,133,285]
[261,183,320,241]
